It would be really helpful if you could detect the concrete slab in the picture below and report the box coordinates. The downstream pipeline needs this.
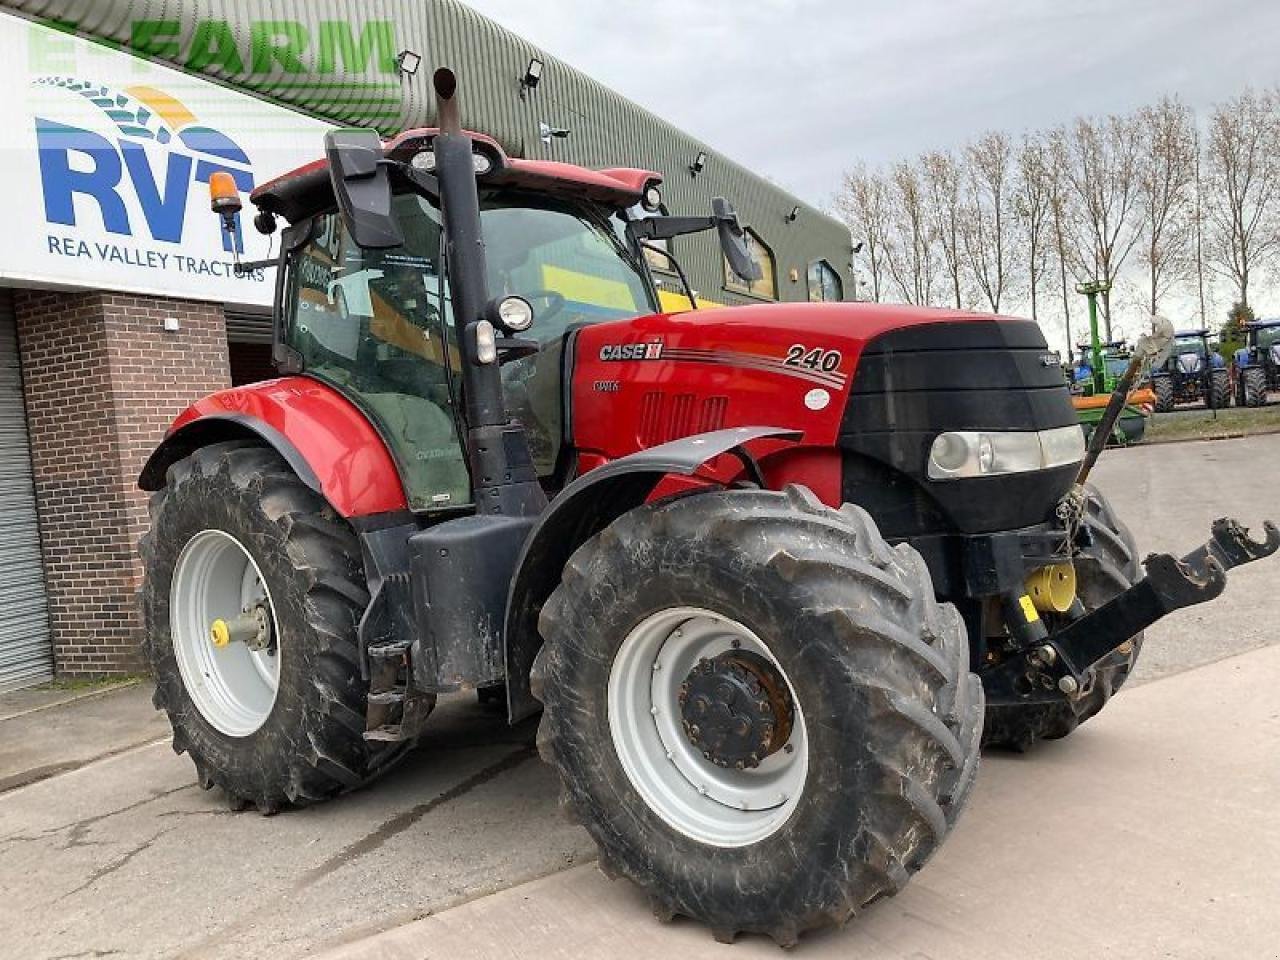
[0,678,140,723]
[319,644,1280,960]
[0,694,592,960]
[0,682,169,792]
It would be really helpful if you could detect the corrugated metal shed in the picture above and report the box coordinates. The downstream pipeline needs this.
[0,0,852,306]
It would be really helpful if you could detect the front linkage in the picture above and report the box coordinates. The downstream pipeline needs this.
[987,512,1279,703]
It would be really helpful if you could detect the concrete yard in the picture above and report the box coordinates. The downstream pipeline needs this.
[1,433,1278,960]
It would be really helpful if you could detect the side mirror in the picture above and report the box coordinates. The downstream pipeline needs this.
[713,197,762,284]
[325,129,403,249]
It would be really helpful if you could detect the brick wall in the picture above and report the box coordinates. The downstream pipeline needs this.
[15,291,230,677]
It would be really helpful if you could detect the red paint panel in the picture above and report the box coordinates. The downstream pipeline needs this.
[572,301,1000,468]
[169,376,408,517]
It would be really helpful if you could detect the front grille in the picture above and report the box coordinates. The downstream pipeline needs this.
[840,318,1078,536]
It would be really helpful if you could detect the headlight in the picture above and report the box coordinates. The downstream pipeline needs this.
[472,150,494,175]
[928,425,1085,480]
[411,149,436,172]
[641,184,662,212]
[495,295,534,333]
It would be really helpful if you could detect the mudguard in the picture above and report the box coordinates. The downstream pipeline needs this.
[502,426,801,722]
[138,376,409,518]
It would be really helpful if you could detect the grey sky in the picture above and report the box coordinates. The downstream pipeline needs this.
[464,0,1280,209]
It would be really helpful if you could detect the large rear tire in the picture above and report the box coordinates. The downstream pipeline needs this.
[140,441,420,812]
[533,486,982,945]
[1152,376,1175,413]
[1243,367,1268,407]
[1208,368,1232,409]
[982,485,1143,750]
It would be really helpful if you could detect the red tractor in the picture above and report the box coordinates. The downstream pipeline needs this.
[139,71,1277,944]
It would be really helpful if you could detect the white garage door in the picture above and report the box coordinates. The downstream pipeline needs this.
[0,289,52,691]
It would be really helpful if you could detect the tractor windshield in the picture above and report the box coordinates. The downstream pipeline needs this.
[1254,326,1280,349]
[1173,335,1206,355]
[284,190,656,511]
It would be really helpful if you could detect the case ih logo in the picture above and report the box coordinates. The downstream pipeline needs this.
[600,341,665,361]
[34,77,254,253]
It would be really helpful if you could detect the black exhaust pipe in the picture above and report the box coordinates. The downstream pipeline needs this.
[433,68,501,429]
[430,68,545,517]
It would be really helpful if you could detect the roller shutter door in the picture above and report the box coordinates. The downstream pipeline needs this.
[0,289,52,691]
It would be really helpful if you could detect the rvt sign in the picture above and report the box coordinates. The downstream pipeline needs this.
[34,77,253,253]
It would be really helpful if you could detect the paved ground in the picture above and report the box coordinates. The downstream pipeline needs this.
[0,683,165,793]
[1,433,1278,960]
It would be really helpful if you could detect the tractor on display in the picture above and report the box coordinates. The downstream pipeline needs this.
[1232,319,1280,407]
[1068,340,1151,445]
[138,70,1279,945]
[1150,328,1231,412]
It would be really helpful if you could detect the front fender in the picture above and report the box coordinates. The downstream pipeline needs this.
[138,376,409,518]
[502,426,800,722]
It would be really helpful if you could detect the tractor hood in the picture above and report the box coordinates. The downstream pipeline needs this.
[570,302,1078,535]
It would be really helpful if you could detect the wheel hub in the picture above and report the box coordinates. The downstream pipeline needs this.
[678,651,794,769]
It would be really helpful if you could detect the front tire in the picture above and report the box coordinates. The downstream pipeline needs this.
[1152,376,1175,413]
[533,486,982,944]
[1243,367,1267,407]
[983,485,1143,749]
[140,441,420,812]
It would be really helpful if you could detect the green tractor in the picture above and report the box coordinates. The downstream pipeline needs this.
[1068,283,1151,444]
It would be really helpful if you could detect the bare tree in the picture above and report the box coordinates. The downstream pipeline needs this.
[883,160,939,306]
[1135,97,1197,317]
[922,150,965,308]
[834,164,890,302]
[1014,133,1054,324]
[1054,115,1144,338]
[1204,88,1280,311]
[961,131,1017,312]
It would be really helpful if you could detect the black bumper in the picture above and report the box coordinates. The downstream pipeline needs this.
[905,523,1069,600]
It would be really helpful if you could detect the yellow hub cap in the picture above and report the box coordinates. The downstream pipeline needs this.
[210,619,231,648]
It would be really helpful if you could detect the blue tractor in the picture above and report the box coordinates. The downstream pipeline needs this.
[1151,329,1230,412]
[1233,319,1280,407]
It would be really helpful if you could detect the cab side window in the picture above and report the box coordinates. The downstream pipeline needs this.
[287,201,471,511]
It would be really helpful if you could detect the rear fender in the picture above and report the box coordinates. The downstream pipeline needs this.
[137,376,409,518]
[502,426,800,722]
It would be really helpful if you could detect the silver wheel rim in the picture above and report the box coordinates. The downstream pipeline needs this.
[170,529,281,737]
[607,607,807,848]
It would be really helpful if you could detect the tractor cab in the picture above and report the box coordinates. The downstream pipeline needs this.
[238,128,754,512]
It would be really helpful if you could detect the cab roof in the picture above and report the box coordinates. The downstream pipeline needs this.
[250,126,661,224]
